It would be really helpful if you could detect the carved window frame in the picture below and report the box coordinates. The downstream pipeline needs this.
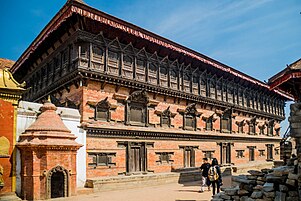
[125,90,149,127]
[179,103,201,131]
[94,97,111,122]
[203,150,215,160]
[266,144,274,161]
[220,108,232,133]
[247,117,257,135]
[235,150,245,158]
[88,152,116,167]
[155,152,174,164]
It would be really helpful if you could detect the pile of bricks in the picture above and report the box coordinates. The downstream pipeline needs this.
[212,165,299,201]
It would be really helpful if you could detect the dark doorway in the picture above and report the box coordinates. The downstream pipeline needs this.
[183,147,195,168]
[51,171,65,198]
[127,142,146,173]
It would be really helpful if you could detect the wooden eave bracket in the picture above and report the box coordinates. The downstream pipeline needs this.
[148,99,160,107]
[113,93,127,101]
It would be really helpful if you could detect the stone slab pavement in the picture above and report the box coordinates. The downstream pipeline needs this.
[48,176,232,201]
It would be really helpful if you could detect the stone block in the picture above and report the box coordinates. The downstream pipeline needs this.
[279,184,288,192]
[253,185,263,191]
[288,191,298,197]
[221,194,231,200]
[223,187,239,196]
[238,189,250,196]
[266,175,286,183]
[240,196,248,201]
[275,191,286,201]
[247,175,258,180]
[256,181,265,185]
[248,170,264,176]
[263,191,275,198]
[251,191,263,199]
[263,183,274,192]
[242,184,254,192]
[232,195,240,201]
[257,176,265,181]
[263,195,274,201]
[246,198,255,201]
[286,197,299,201]
[288,173,298,180]
[286,179,296,187]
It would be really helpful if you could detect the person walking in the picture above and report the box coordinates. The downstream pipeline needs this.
[199,158,211,192]
[208,158,222,195]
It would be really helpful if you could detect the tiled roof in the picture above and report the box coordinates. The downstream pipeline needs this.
[0,58,14,69]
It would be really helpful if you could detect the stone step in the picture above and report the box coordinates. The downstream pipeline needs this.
[0,193,21,201]
[85,171,202,192]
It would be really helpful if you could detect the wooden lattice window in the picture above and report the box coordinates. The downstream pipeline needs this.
[91,45,104,71]
[148,62,158,84]
[259,150,265,157]
[94,97,111,122]
[183,73,190,92]
[266,144,274,161]
[236,150,245,158]
[108,50,120,75]
[122,55,133,78]
[178,103,201,131]
[88,153,116,167]
[136,59,146,81]
[200,77,207,97]
[220,109,232,133]
[170,69,178,90]
[156,152,174,164]
[126,90,149,126]
[160,65,168,87]
[209,79,216,99]
[192,74,199,95]
[203,151,215,160]
[248,146,256,161]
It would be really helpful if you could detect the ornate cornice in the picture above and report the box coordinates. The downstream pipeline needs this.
[86,127,282,143]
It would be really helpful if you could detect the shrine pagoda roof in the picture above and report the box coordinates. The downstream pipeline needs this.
[268,58,301,100]
[11,0,293,100]
[0,58,15,70]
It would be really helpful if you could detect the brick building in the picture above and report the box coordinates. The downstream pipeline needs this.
[11,0,292,179]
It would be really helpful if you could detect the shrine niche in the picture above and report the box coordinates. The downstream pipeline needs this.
[155,106,176,127]
[46,166,69,199]
[125,90,149,126]
[178,103,202,131]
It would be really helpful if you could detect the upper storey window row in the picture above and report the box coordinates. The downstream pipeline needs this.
[24,34,285,118]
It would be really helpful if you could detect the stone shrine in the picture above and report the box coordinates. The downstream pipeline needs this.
[16,101,82,200]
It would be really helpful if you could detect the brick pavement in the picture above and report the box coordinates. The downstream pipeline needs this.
[48,176,232,201]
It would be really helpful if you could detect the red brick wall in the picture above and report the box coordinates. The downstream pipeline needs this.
[0,98,14,193]
[59,80,281,178]
[86,137,279,178]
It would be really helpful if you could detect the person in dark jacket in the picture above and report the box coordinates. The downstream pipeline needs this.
[208,158,222,195]
[199,158,211,192]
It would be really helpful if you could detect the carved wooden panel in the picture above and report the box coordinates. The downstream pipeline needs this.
[200,78,206,97]
[148,62,157,84]
[192,74,198,95]
[108,50,119,75]
[170,69,178,90]
[136,59,146,81]
[183,73,190,92]
[122,55,133,78]
[159,65,168,87]
[91,45,104,71]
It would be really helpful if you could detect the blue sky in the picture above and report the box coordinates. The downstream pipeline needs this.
[1,0,300,133]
